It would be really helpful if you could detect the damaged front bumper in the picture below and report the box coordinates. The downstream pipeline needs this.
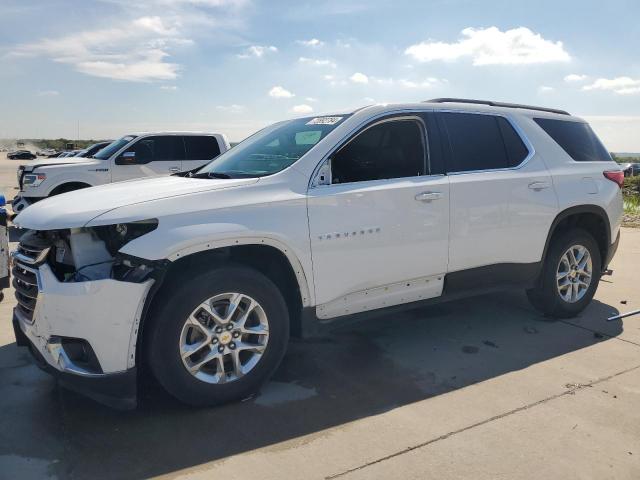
[13,262,154,409]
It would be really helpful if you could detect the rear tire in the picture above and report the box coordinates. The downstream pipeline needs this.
[526,228,601,318]
[147,264,289,406]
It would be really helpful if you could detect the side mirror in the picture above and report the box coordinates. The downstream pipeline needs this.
[116,151,136,165]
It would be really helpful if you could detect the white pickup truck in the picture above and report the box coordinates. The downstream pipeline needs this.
[12,132,229,213]
[12,100,622,409]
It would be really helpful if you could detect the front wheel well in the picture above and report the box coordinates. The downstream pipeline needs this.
[145,244,304,341]
[49,182,92,196]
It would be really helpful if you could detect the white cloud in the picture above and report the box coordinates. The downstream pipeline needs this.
[538,85,554,93]
[37,90,60,96]
[160,85,178,90]
[76,49,179,81]
[305,97,318,102]
[582,77,640,95]
[350,72,369,84]
[132,16,178,35]
[564,73,587,82]
[297,38,324,48]
[291,104,314,114]
[397,77,446,89]
[363,97,375,103]
[216,104,246,113]
[298,57,336,68]
[11,16,186,81]
[268,85,295,98]
[237,45,277,58]
[405,27,571,66]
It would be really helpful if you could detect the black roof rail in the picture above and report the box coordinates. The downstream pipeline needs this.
[425,98,570,116]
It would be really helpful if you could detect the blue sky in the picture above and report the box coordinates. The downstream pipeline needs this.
[1,0,639,150]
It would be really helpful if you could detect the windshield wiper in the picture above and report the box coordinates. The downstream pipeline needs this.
[188,171,233,179]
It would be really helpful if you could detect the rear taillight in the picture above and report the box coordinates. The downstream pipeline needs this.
[603,170,624,188]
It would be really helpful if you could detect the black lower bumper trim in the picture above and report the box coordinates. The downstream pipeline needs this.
[13,314,137,410]
[604,230,620,271]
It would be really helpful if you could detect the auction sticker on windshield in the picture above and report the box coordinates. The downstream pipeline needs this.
[306,116,343,125]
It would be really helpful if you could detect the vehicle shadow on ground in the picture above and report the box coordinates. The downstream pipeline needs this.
[0,291,622,479]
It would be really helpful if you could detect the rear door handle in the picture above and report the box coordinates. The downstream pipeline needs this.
[415,191,442,202]
[168,167,181,172]
[528,181,550,191]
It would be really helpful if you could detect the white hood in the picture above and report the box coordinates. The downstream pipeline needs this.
[14,175,259,230]
[22,156,96,170]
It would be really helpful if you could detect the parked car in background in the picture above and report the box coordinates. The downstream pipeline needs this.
[0,194,8,302]
[630,163,640,176]
[12,132,229,213]
[74,141,112,158]
[8,150,36,160]
[11,100,622,408]
[621,163,634,177]
[36,149,57,156]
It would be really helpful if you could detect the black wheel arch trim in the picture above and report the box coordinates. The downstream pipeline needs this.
[541,204,612,273]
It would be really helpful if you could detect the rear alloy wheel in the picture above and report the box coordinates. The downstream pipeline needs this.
[527,228,601,318]
[148,265,289,406]
[555,245,593,304]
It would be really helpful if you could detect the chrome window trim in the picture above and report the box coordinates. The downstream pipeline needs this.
[309,112,431,189]
[434,109,536,175]
[308,107,537,187]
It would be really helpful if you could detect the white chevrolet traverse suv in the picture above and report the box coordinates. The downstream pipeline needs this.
[12,99,623,408]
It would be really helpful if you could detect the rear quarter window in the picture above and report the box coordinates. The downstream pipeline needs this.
[533,118,611,162]
[184,136,221,160]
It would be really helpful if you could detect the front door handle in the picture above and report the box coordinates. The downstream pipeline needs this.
[415,191,442,202]
[168,167,181,173]
[528,181,550,190]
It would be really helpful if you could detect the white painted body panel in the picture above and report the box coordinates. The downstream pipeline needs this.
[518,116,623,245]
[447,153,557,271]
[307,175,449,305]
[16,263,153,373]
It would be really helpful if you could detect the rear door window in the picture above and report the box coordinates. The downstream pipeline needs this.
[129,136,185,162]
[533,118,611,162]
[184,136,221,160]
[497,117,529,167]
[439,113,529,172]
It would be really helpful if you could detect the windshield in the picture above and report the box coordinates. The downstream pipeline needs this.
[196,115,349,178]
[94,135,137,160]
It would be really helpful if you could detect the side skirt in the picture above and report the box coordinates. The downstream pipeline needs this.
[298,262,541,338]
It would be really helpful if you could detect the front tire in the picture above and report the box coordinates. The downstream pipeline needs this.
[147,264,289,406]
[527,228,601,318]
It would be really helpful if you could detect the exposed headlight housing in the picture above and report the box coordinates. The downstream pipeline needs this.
[23,173,46,187]
[92,219,159,255]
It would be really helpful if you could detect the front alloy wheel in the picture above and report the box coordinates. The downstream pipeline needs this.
[148,264,289,406]
[180,293,269,384]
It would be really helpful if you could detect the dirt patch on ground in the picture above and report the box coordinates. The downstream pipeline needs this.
[623,213,640,228]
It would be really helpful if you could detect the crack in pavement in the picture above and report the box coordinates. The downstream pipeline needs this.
[326,364,640,479]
